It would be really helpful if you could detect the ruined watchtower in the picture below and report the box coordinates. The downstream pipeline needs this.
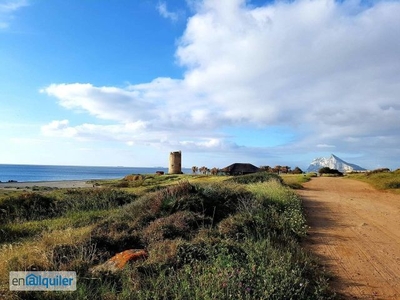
[168,151,182,174]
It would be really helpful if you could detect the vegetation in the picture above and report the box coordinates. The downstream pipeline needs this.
[0,174,335,299]
[318,167,343,177]
[225,171,282,184]
[347,168,400,191]
[281,173,316,189]
[0,189,136,224]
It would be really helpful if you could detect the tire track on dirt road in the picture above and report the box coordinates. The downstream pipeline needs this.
[298,177,400,299]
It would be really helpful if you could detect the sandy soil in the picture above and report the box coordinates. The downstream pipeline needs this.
[0,180,93,189]
[298,177,400,299]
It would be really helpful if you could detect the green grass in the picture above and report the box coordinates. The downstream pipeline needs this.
[281,173,316,189]
[0,188,136,224]
[0,174,336,299]
[347,169,400,191]
[0,210,114,244]
[0,189,26,201]
[225,171,282,184]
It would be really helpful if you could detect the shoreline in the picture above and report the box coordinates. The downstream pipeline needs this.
[0,180,95,189]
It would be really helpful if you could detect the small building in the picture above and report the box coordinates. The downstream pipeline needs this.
[220,163,260,175]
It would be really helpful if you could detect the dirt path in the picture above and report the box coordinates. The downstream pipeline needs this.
[297,177,400,300]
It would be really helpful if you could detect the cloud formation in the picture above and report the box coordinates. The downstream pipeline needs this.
[42,0,400,168]
[0,0,28,29]
[157,1,180,22]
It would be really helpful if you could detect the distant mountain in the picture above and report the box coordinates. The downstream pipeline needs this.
[307,154,366,173]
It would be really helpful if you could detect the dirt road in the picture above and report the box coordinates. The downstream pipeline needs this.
[298,177,400,300]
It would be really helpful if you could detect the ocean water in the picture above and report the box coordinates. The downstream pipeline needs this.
[0,164,190,182]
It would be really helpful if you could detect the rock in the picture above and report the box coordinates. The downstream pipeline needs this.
[90,249,148,274]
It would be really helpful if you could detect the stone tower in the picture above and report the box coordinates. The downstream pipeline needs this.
[169,151,182,174]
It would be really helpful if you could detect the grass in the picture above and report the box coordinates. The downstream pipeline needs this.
[0,210,114,244]
[226,171,282,184]
[0,226,94,293]
[92,174,228,193]
[0,174,336,299]
[0,189,136,224]
[347,169,400,191]
[281,173,316,189]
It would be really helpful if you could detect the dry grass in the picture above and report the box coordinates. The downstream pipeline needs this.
[347,170,400,192]
[0,226,93,292]
[280,173,314,189]
[142,211,200,245]
[146,239,183,265]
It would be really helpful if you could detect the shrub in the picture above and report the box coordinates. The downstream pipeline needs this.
[119,182,198,227]
[134,238,333,300]
[146,239,183,266]
[384,181,400,189]
[366,168,390,175]
[122,181,250,227]
[318,167,343,176]
[193,183,251,223]
[142,211,201,245]
[0,189,137,224]
[226,172,282,184]
[61,188,136,212]
[0,193,58,223]
[90,220,143,255]
[292,167,304,174]
[217,213,254,240]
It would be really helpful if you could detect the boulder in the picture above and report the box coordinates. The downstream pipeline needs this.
[90,249,147,274]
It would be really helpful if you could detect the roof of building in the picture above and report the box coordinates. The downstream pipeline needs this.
[220,163,260,174]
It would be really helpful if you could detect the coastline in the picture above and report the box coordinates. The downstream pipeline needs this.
[0,180,94,189]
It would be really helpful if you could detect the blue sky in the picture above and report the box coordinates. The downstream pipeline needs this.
[1,0,399,170]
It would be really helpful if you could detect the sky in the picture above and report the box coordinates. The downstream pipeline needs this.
[0,0,399,170]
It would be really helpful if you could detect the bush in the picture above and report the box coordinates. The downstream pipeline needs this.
[61,188,136,212]
[384,181,400,189]
[0,189,137,224]
[90,220,143,255]
[318,167,343,176]
[226,172,283,184]
[0,193,58,223]
[122,181,251,226]
[366,168,390,175]
[142,211,201,245]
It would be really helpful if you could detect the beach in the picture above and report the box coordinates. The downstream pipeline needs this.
[0,180,93,189]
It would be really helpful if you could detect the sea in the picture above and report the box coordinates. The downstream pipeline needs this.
[0,164,191,183]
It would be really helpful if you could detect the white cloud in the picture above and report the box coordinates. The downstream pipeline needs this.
[157,1,180,22]
[317,144,336,148]
[0,0,28,29]
[41,119,148,141]
[42,0,400,168]
[41,120,76,138]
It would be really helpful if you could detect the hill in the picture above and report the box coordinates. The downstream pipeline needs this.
[0,173,334,299]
